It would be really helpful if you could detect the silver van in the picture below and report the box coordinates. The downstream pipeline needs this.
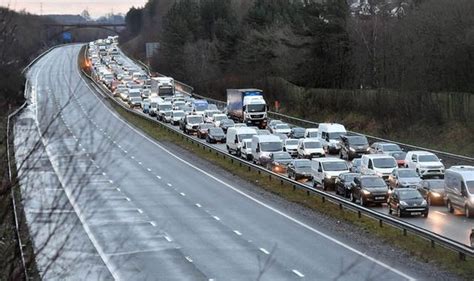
[445,166,474,218]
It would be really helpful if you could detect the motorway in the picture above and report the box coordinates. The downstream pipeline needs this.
[14,44,461,280]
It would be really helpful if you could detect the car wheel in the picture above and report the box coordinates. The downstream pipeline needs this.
[465,206,472,218]
[427,195,432,206]
[388,205,392,215]
[322,180,327,191]
[397,207,402,218]
[423,212,429,218]
[447,200,454,213]
[236,150,241,157]
[359,195,365,206]
[335,187,339,195]
[350,192,355,203]
[339,151,343,159]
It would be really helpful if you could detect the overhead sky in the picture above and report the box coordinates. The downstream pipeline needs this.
[1,0,148,18]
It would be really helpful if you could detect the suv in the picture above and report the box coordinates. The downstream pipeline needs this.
[369,142,403,154]
[350,175,389,206]
[404,151,445,178]
[387,168,421,189]
[388,188,428,218]
[335,172,359,198]
[339,135,370,160]
[179,115,204,134]
[267,152,293,174]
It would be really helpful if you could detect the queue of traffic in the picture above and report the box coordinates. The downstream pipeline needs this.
[87,38,474,221]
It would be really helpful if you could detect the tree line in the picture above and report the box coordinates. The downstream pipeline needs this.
[122,0,474,97]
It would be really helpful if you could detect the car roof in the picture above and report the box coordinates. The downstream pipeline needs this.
[253,135,281,141]
[447,166,474,180]
[312,158,346,163]
[408,150,435,155]
[301,138,320,143]
[362,154,395,159]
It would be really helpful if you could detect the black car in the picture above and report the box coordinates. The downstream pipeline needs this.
[197,123,214,139]
[339,135,370,161]
[388,188,428,218]
[335,172,359,198]
[206,127,226,143]
[289,127,305,139]
[287,159,313,181]
[350,175,389,206]
[267,151,293,174]
[219,119,235,133]
[417,179,445,206]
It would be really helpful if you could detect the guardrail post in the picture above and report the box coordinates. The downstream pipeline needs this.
[358,211,361,218]
[403,229,407,236]
[280,180,283,185]
[379,220,383,228]
[322,196,325,203]
[459,252,466,261]
[269,174,271,181]
[339,203,343,210]
[293,185,296,191]
[430,240,435,248]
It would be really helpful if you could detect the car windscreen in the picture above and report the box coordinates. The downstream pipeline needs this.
[304,141,321,149]
[260,142,282,152]
[467,181,474,194]
[173,112,185,117]
[199,124,213,130]
[214,115,226,121]
[361,177,386,187]
[221,120,235,126]
[273,152,292,160]
[195,104,208,111]
[322,162,348,171]
[328,132,345,140]
[373,158,397,169]
[344,174,357,182]
[238,134,256,142]
[285,140,299,146]
[418,155,439,162]
[164,111,172,116]
[425,180,444,190]
[159,104,172,111]
[348,136,368,145]
[383,144,401,151]
[398,170,419,178]
[307,132,318,138]
[209,128,224,135]
[247,104,266,112]
[353,159,362,165]
[390,152,406,160]
[294,160,311,168]
[398,189,423,200]
[188,116,203,123]
[276,124,290,130]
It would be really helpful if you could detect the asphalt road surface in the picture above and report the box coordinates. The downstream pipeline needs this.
[15,44,465,280]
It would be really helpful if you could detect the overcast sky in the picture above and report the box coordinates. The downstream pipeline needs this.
[1,0,148,18]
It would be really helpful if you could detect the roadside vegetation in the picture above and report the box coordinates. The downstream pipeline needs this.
[121,0,474,157]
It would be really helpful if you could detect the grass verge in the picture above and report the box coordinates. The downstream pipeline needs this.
[106,98,474,279]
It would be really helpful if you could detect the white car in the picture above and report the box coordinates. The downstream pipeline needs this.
[404,151,445,178]
[272,123,291,135]
[284,139,299,158]
[213,114,228,127]
[240,139,253,161]
[170,110,185,125]
[297,138,325,159]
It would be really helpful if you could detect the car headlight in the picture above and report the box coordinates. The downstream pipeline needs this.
[421,200,427,206]
[399,201,408,206]
[376,172,384,177]
[362,189,371,195]
[366,147,371,152]
[325,174,332,179]
[431,192,441,198]
[349,147,356,152]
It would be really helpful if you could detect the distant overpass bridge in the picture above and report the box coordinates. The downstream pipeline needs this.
[44,23,126,41]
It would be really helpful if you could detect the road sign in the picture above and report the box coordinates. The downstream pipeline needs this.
[145,42,160,59]
[63,32,72,42]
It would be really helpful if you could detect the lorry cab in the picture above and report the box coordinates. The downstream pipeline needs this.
[226,127,257,156]
[445,166,474,218]
[227,89,268,129]
[192,99,209,115]
[251,135,283,166]
[317,123,347,154]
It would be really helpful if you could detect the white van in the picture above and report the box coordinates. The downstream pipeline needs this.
[297,138,325,159]
[317,123,347,154]
[360,154,397,181]
[311,158,349,190]
[251,135,283,166]
[304,128,319,139]
[445,166,474,218]
[226,127,257,155]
